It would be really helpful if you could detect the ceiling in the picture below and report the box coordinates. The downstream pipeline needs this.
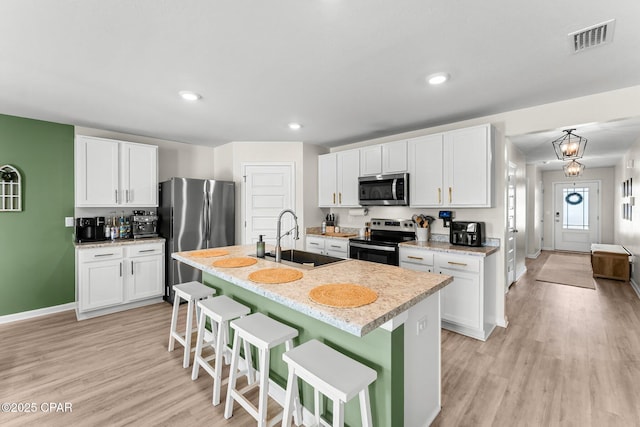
[2,1,640,166]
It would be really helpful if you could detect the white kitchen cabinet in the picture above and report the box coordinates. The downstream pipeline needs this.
[408,124,493,208]
[359,141,408,176]
[399,246,496,341]
[75,135,158,207]
[318,150,360,207]
[305,235,349,259]
[76,241,164,319]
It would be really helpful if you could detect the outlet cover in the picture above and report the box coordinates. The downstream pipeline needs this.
[416,316,427,335]
[65,217,75,227]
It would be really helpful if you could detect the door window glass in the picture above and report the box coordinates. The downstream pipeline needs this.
[563,187,589,230]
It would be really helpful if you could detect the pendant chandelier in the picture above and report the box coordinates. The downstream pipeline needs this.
[563,159,585,177]
[552,129,587,160]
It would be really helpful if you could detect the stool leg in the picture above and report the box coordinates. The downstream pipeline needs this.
[359,387,373,427]
[257,347,270,427]
[168,294,181,351]
[314,389,322,426]
[212,318,226,406]
[183,299,195,368]
[284,339,302,426]
[332,398,344,427]
[281,368,297,427]
[224,329,242,419]
[244,338,255,385]
[191,308,207,380]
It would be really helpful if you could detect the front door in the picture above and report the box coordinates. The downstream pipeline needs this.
[243,163,295,248]
[553,181,600,252]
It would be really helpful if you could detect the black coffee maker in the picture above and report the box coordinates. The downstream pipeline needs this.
[75,217,107,243]
[450,221,486,247]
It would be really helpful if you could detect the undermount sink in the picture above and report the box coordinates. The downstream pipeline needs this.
[262,249,346,268]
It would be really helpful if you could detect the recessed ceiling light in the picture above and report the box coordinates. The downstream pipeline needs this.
[288,122,302,130]
[427,73,450,85]
[179,91,202,101]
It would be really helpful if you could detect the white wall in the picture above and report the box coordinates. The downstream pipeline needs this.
[541,167,615,248]
[526,164,543,257]
[75,126,215,182]
[614,135,640,289]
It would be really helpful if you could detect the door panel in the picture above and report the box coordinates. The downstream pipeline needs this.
[554,181,599,252]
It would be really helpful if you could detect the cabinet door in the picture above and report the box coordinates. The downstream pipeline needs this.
[127,255,164,301]
[382,140,407,173]
[306,236,326,254]
[337,150,360,206]
[79,259,124,311]
[318,153,338,207]
[75,136,119,206]
[121,143,158,206]
[408,134,444,207]
[445,125,492,207]
[325,239,348,259]
[438,267,481,329]
[359,145,382,176]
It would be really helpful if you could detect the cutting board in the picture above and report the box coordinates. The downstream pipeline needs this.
[322,232,357,238]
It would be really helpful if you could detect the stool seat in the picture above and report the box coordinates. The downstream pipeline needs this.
[192,295,251,406]
[282,339,377,427]
[168,281,216,368]
[225,313,300,427]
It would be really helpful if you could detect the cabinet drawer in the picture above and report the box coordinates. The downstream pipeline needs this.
[325,239,348,253]
[126,243,164,258]
[306,236,326,250]
[78,247,124,263]
[436,253,480,273]
[399,248,434,266]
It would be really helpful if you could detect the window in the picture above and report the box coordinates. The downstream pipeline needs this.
[563,187,589,230]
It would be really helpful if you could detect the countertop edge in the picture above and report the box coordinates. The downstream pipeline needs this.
[399,241,499,256]
[75,237,165,249]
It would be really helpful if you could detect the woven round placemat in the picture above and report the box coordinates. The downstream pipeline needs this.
[212,257,257,268]
[308,283,378,308]
[189,249,229,258]
[248,268,303,284]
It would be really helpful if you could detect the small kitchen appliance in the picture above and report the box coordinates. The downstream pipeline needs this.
[450,221,486,247]
[75,217,109,243]
[349,218,415,265]
[131,211,159,239]
[358,173,409,206]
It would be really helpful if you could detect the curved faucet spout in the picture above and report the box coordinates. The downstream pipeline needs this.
[275,209,299,262]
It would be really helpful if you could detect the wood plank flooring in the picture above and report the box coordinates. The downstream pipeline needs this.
[1,251,639,426]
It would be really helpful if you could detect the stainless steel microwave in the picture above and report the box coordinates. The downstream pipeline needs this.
[358,173,409,206]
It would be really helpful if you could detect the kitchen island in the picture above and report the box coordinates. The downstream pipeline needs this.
[173,245,452,426]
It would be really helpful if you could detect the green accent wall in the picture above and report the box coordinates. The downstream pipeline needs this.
[204,273,405,427]
[0,114,75,315]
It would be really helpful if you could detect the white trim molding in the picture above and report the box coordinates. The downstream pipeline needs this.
[526,250,541,259]
[0,302,76,325]
[631,278,640,300]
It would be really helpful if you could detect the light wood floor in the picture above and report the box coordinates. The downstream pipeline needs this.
[1,251,639,426]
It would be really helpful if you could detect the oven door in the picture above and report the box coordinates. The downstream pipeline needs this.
[349,241,399,266]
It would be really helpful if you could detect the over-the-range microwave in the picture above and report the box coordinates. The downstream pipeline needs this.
[358,173,409,206]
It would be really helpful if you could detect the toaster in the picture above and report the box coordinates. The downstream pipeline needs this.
[450,221,486,247]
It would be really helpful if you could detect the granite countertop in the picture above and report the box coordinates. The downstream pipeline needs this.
[400,240,499,256]
[306,227,359,240]
[172,244,452,337]
[75,237,165,249]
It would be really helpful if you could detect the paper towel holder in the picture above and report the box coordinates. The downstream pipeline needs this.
[348,208,369,216]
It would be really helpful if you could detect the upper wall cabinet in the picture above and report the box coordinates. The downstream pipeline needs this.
[359,141,408,176]
[318,150,360,207]
[75,136,158,207]
[409,124,494,208]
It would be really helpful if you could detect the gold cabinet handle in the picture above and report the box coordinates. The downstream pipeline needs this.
[333,193,336,204]
[339,193,342,204]
[448,261,468,266]
[438,188,441,204]
[449,187,452,203]
[408,255,424,260]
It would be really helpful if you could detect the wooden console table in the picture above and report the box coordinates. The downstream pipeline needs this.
[590,244,631,282]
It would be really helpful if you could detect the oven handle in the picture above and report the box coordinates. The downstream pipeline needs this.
[392,178,398,200]
[349,242,396,252]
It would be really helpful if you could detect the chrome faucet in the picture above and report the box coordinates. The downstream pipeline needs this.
[275,209,299,262]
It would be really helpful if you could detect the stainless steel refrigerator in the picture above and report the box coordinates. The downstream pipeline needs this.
[159,178,235,302]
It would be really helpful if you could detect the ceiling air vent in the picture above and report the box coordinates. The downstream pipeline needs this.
[568,19,615,53]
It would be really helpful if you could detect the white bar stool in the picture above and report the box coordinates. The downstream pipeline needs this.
[191,295,252,406]
[281,339,377,427]
[168,281,216,368]
[224,312,301,427]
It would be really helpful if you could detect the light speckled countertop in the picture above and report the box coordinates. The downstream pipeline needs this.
[172,244,452,337]
[399,240,499,256]
[75,237,165,249]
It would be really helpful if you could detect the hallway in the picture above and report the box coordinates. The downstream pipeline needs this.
[434,251,640,426]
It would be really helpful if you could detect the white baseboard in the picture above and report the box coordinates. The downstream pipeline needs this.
[0,302,76,325]
[542,246,554,251]
[631,278,640,300]
[515,266,528,282]
[526,250,541,259]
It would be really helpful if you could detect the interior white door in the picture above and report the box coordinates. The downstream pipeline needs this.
[553,181,600,252]
[244,164,295,248]
[507,164,517,287]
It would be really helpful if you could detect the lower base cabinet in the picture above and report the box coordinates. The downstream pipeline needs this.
[305,236,349,259]
[400,247,497,341]
[76,242,164,319]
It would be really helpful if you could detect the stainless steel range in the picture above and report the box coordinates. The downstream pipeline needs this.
[349,218,415,265]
